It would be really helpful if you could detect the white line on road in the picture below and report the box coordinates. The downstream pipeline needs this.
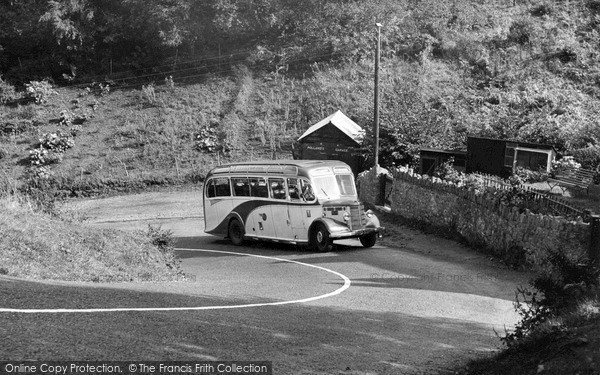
[0,249,351,314]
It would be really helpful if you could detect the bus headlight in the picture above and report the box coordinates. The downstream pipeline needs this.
[343,212,350,221]
[365,209,374,218]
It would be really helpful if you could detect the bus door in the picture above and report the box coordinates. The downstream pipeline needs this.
[287,178,318,241]
[247,177,277,238]
[267,177,294,240]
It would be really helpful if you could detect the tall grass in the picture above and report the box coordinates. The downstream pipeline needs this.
[0,194,185,282]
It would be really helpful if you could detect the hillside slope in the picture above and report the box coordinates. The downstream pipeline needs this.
[2,0,600,196]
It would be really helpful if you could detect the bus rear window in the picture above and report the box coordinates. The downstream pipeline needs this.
[206,178,231,198]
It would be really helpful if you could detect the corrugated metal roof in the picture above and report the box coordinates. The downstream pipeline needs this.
[297,110,363,144]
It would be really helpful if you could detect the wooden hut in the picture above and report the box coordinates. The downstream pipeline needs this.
[466,136,556,178]
[293,111,365,174]
[419,148,467,175]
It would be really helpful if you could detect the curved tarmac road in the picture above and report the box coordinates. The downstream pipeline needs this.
[0,191,531,374]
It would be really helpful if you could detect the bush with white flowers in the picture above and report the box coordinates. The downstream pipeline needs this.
[25,80,57,104]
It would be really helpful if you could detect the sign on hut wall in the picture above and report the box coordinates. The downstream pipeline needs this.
[293,111,365,174]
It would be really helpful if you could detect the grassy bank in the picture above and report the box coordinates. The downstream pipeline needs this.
[0,195,184,282]
[463,309,600,374]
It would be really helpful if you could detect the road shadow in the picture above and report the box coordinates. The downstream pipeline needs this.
[175,235,367,259]
[176,234,531,302]
[1,289,506,374]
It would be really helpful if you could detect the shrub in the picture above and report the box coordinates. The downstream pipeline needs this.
[80,82,111,97]
[571,145,600,171]
[551,156,581,174]
[433,157,462,184]
[25,80,57,104]
[164,75,175,89]
[507,19,535,46]
[146,224,176,252]
[19,168,58,214]
[29,131,74,167]
[195,119,232,155]
[29,147,50,166]
[70,124,83,136]
[92,82,110,97]
[0,76,19,104]
[0,119,34,136]
[141,83,157,104]
[38,131,75,153]
[195,123,220,153]
[514,166,549,183]
[59,110,73,126]
[531,3,553,17]
[501,250,600,348]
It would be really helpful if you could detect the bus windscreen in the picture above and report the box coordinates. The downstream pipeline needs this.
[312,173,356,199]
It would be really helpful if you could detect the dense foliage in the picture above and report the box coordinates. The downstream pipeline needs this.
[2,0,600,171]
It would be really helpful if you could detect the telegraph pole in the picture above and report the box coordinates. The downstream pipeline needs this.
[374,23,382,168]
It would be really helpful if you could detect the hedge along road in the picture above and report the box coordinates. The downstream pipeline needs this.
[1,190,532,375]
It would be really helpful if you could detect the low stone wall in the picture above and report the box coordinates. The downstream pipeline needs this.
[357,168,380,204]
[358,167,593,269]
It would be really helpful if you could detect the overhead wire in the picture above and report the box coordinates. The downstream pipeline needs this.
[67,48,343,90]
[72,49,256,83]
[5,47,346,104]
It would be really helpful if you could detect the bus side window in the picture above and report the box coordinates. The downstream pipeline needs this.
[214,178,231,197]
[269,178,286,200]
[232,177,250,196]
[287,178,300,201]
[300,180,316,202]
[250,177,268,198]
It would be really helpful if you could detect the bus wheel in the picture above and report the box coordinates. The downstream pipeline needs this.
[228,219,245,246]
[311,223,332,252]
[359,232,377,248]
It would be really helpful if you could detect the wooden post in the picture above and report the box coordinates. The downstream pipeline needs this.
[590,215,600,265]
[373,23,382,168]
[379,173,386,206]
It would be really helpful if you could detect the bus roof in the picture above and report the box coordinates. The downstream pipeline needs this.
[205,159,352,179]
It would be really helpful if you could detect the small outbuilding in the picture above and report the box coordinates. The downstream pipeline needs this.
[293,110,365,174]
[420,148,467,175]
[466,136,556,178]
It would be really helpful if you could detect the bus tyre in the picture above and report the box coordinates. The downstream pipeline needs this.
[311,223,332,253]
[359,232,378,248]
[228,219,245,246]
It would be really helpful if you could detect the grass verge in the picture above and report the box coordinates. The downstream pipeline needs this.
[462,305,600,375]
[0,195,185,282]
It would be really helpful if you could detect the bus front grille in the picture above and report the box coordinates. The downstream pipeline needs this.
[350,205,362,230]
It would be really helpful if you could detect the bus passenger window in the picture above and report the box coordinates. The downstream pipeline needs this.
[300,180,315,202]
[287,178,300,201]
[214,178,231,197]
[250,177,268,198]
[232,178,250,196]
[269,178,286,200]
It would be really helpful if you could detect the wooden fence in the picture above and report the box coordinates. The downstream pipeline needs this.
[378,169,589,222]
[472,172,588,219]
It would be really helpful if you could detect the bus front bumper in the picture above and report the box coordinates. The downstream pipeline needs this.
[329,226,385,240]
